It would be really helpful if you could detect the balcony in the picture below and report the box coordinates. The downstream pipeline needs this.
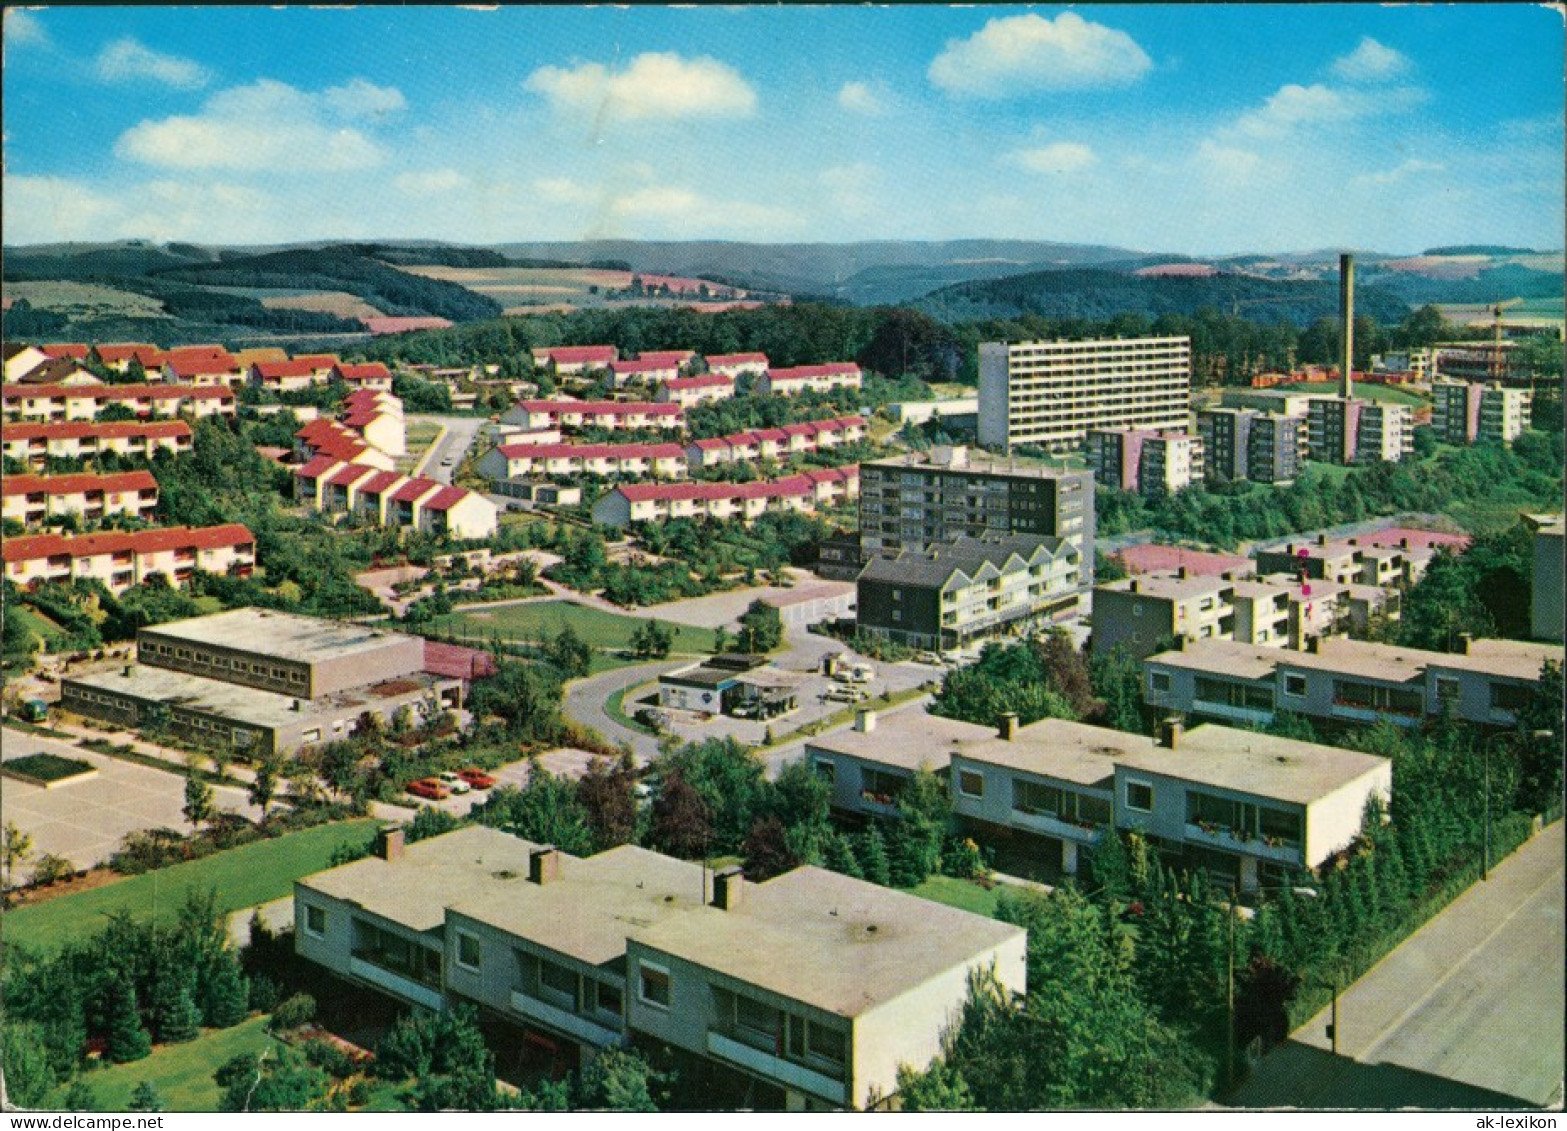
[1191,699,1274,727]
[1184,822,1302,866]
[1008,807,1106,845]
[509,989,623,1048]
[349,956,444,1012]
[1328,698,1423,727]
[707,1031,847,1107]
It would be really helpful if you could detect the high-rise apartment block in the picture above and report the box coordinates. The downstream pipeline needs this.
[1431,380,1531,447]
[1084,428,1202,496]
[978,337,1191,454]
[1198,408,1308,484]
[1306,399,1414,465]
[857,447,1094,592]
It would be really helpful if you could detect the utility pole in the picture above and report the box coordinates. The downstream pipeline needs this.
[1226,888,1237,1089]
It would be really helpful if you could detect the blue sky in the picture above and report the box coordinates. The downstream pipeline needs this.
[3,5,1562,254]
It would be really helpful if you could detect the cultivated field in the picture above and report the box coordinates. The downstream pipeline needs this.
[260,290,385,321]
[3,279,170,320]
[399,264,751,314]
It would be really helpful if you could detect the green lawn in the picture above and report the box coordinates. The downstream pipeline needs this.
[905,875,1005,918]
[51,1016,279,1113]
[430,600,712,656]
[5,819,377,953]
[1349,383,1429,408]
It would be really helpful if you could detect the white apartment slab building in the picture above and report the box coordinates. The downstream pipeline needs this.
[978,336,1191,454]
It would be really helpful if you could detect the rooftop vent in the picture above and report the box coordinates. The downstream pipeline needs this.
[529,846,561,885]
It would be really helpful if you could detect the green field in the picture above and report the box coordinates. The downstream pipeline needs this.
[4,279,170,320]
[430,600,712,657]
[1350,383,1429,407]
[4,819,377,953]
[906,875,1005,918]
[48,1016,280,1113]
[2,751,95,784]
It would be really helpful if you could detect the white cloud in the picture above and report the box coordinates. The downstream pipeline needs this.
[837,81,889,116]
[1332,37,1411,83]
[929,13,1152,98]
[94,37,211,90]
[1008,142,1097,175]
[820,163,880,217]
[1230,82,1424,139]
[1352,158,1445,187]
[2,174,122,242]
[533,177,593,205]
[1194,139,1265,184]
[606,184,796,234]
[525,52,756,122]
[325,78,406,119]
[115,79,388,171]
[394,168,467,196]
[4,9,49,48]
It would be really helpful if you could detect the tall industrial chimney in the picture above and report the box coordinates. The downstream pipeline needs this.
[1339,252,1355,465]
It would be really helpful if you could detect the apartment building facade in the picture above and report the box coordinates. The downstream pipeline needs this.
[1,420,194,467]
[3,383,235,422]
[1306,398,1414,465]
[857,447,1093,585]
[978,336,1190,454]
[4,524,255,594]
[479,442,689,482]
[3,470,159,528]
[657,375,736,407]
[1084,428,1203,496]
[1144,635,1563,732]
[1197,408,1307,484]
[294,825,1026,1111]
[856,533,1084,649]
[500,400,684,432]
[1527,514,1564,643]
[1431,380,1532,447]
[759,363,862,397]
[591,468,858,529]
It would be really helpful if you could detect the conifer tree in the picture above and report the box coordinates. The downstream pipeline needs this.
[204,952,251,1029]
[105,977,152,1063]
[859,825,892,886]
[823,830,863,879]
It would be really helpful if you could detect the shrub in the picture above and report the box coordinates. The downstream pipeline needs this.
[269,992,317,1033]
[29,853,77,886]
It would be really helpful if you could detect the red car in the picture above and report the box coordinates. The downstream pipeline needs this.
[458,768,497,790]
[406,777,450,801]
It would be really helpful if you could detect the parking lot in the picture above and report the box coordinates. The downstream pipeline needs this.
[1,727,262,872]
[390,747,613,817]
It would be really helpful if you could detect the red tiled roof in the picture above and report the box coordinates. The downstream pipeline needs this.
[540,345,618,365]
[705,352,768,367]
[357,470,405,496]
[293,354,341,367]
[664,374,733,391]
[637,350,695,365]
[3,470,158,497]
[610,359,674,375]
[836,414,867,428]
[419,485,471,512]
[294,454,344,480]
[41,344,90,359]
[752,427,788,442]
[689,438,732,452]
[392,478,442,504]
[92,343,159,363]
[422,640,498,681]
[253,360,319,379]
[334,362,392,381]
[3,523,253,564]
[1,421,192,442]
[327,463,379,488]
[766,363,861,381]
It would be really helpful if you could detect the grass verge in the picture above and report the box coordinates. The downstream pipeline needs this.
[49,1016,279,1113]
[430,600,713,655]
[905,875,1004,918]
[4,819,377,953]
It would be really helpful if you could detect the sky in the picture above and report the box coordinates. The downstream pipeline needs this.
[3,5,1563,255]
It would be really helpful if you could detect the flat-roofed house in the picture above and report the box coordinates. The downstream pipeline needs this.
[804,707,993,818]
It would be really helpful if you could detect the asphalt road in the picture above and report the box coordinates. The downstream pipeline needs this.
[412,413,486,483]
[1229,820,1565,1110]
[563,659,691,762]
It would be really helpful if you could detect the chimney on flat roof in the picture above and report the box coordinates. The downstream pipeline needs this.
[529,846,562,885]
[1459,633,1473,655]
[999,712,1019,741]
[1317,534,1329,547]
[1129,579,1141,594]
[1177,566,1189,580]
[854,708,877,734]
[374,826,405,862]
[1157,718,1184,749]
[123,664,135,677]
[1305,635,1322,654]
[711,866,745,911]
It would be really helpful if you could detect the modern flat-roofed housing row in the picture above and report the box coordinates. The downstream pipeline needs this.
[1253,533,1440,587]
[62,609,464,758]
[1085,427,1204,496]
[592,467,858,529]
[3,470,159,528]
[1092,569,1399,659]
[293,824,1026,1111]
[293,458,499,540]
[1430,380,1532,447]
[4,524,255,594]
[1197,408,1308,484]
[856,533,1085,650]
[857,447,1095,592]
[1,420,194,467]
[978,336,1191,455]
[805,705,1391,892]
[3,383,236,422]
[1144,634,1563,733]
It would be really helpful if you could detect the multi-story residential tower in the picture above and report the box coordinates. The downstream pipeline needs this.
[978,336,1190,454]
[1431,380,1532,446]
[857,447,1094,591]
[1198,408,1308,484]
[1084,428,1203,496]
[1306,399,1414,464]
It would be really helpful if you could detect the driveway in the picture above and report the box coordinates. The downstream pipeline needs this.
[563,660,691,762]
[1229,820,1565,1109]
[1,727,263,873]
[411,413,486,483]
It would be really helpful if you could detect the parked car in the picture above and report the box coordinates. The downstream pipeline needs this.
[824,685,869,704]
[457,768,497,790]
[914,651,943,666]
[407,778,449,800]
[437,771,472,794]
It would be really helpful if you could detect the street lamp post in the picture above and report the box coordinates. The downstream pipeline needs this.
[1482,736,1492,881]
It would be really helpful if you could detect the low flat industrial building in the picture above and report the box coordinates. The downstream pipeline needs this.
[658,654,806,719]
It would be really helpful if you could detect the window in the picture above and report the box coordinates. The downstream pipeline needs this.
[957,770,985,799]
[455,931,482,972]
[304,905,326,938]
[1149,672,1171,693]
[1489,682,1531,711]
[812,757,836,785]
[593,980,623,1019]
[1283,674,1308,698]
[1126,780,1154,812]
[538,958,580,1009]
[639,963,671,1009]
